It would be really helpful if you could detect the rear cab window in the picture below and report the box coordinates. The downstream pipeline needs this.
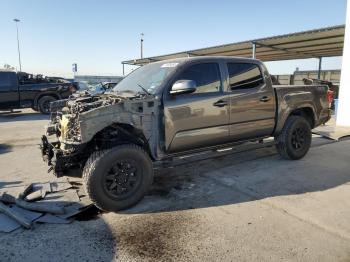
[174,63,222,94]
[227,63,264,90]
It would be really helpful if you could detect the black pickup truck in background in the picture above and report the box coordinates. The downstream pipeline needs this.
[0,70,75,114]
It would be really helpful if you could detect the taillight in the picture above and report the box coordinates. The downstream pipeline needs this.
[327,90,334,108]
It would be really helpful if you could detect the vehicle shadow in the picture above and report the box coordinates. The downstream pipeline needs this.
[0,144,12,155]
[122,142,350,214]
[0,111,48,123]
[0,180,22,188]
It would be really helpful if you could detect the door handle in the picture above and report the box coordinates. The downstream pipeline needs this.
[260,96,270,102]
[213,100,228,107]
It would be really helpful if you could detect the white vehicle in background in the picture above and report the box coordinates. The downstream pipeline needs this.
[76,81,90,91]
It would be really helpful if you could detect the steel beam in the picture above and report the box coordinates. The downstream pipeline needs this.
[254,42,317,58]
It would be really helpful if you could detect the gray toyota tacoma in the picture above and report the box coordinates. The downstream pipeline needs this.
[41,57,331,211]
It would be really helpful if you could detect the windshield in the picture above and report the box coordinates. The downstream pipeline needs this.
[113,62,179,95]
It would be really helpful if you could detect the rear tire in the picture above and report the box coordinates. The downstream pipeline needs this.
[83,144,153,212]
[275,116,312,160]
[38,96,56,114]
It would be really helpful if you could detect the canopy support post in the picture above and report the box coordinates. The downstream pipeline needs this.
[317,57,322,79]
[252,42,256,59]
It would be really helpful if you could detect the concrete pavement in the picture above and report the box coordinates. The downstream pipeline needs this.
[0,109,349,262]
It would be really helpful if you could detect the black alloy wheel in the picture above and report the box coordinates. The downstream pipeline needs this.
[275,115,312,160]
[103,159,141,200]
[291,126,307,151]
[83,144,154,211]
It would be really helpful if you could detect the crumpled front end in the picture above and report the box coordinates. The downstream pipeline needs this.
[40,92,158,177]
[41,94,124,176]
[41,135,85,176]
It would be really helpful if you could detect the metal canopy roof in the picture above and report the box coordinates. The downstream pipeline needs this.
[122,25,345,66]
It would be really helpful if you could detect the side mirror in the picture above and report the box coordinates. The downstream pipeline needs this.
[170,80,196,95]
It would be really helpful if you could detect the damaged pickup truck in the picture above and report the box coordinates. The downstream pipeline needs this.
[41,57,331,211]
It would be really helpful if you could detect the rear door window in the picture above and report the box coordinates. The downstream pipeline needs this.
[175,63,221,94]
[227,63,264,90]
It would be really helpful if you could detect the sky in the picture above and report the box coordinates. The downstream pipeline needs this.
[0,0,347,77]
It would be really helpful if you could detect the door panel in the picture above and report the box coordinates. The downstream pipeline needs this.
[163,62,230,153]
[227,63,276,141]
[229,118,275,139]
[164,93,230,152]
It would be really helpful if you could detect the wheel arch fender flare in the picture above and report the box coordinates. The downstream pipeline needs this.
[275,105,316,135]
[88,122,155,160]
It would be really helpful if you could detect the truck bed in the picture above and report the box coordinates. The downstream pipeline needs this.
[273,84,330,134]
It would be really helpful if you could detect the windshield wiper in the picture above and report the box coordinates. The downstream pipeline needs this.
[137,84,151,96]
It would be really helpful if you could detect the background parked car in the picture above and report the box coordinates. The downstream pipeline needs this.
[0,70,76,114]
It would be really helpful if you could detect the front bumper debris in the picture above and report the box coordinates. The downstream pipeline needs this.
[41,135,64,176]
[40,135,84,177]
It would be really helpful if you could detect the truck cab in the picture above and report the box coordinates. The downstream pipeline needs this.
[161,57,276,152]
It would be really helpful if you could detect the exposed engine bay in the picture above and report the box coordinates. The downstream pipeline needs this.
[47,93,125,143]
[41,92,160,176]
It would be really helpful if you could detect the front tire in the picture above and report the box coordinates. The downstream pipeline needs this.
[83,144,154,212]
[275,116,312,160]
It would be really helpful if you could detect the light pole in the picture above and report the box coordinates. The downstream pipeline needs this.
[140,33,144,59]
[13,18,22,72]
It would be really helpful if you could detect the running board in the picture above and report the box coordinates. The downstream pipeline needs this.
[154,140,276,168]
